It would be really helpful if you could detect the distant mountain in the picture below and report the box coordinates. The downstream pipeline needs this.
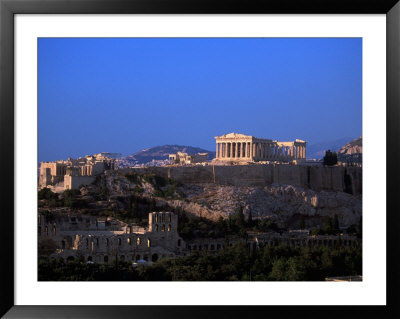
[116,145,216,167]
[307,137,356,159]
[338,137,362,163]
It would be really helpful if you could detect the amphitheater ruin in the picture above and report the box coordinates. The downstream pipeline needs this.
[39,211,359,265]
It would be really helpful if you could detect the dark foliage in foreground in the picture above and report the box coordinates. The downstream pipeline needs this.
[39,243,361,281]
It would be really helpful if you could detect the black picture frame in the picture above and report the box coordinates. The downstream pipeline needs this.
[1,0,399,318]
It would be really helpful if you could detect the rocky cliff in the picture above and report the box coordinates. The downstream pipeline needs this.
[338,137,362,163]
[83,166,362,230]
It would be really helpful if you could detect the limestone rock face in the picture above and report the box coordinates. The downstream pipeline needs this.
[338,137,362,155]
[176,184,361,228]
[87,171,361,230]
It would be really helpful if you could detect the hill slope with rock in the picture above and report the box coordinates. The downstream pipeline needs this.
[72,169,361,231]
[338,137,362,163]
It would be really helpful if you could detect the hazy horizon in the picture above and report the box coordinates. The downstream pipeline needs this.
[39,38,362,162]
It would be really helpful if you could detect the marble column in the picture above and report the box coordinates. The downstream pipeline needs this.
[262,144,265,160]
[256,143,259,159]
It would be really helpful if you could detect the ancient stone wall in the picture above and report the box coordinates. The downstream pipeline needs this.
[64,175,96,190]
[124,164,362,195]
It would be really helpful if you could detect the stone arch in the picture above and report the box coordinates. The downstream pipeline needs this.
[177,239,181,247]
[87,256,92,262]
[155,224,159,232]
[106,238,109,246]
[147,238,151,247]
[143,254,149,261]
[152,253,158,262]
[96,238,99,246]
[52,226,57,235]
[118,238,122,246]
[168,224,171,232]
[104,255,109,263]
[61,240,66,249]
[136,254,141,261]
[168,214,172,222]
[137,237,141,246]
[127,238,131,245]
[161,224,165,232]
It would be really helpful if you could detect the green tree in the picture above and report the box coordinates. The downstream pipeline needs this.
[299,214,305,230]
[235,206,245,230]
[323,216,333,234]
[38,238,58,257]
[38,188,58,201]
[247,209,253,228]
[323,150,338,166]
[356,216,362,239]
[332,214,340,233]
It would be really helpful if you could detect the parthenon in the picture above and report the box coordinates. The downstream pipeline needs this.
[214,133,306,163]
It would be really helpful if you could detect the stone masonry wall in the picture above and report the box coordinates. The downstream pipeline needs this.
[121,164,362,195]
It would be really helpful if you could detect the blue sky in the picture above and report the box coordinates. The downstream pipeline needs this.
[38,38,362,162]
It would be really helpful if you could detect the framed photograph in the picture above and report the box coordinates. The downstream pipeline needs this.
[1,0,399,318]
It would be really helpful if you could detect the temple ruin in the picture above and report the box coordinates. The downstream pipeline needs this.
[214,133,306,163]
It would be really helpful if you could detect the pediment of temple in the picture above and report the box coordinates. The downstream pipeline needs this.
[216,132,253,139]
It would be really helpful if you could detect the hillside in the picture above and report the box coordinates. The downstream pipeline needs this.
[307,137,355,159]
[116,145,215,167]
[338,137,362,163]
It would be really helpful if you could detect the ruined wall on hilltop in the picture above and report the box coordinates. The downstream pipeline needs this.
[122,164,362,195]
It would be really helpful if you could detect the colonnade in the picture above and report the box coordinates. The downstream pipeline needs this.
[215,140,306,161]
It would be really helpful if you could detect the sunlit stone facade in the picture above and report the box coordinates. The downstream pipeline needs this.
[214,133,306,162]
